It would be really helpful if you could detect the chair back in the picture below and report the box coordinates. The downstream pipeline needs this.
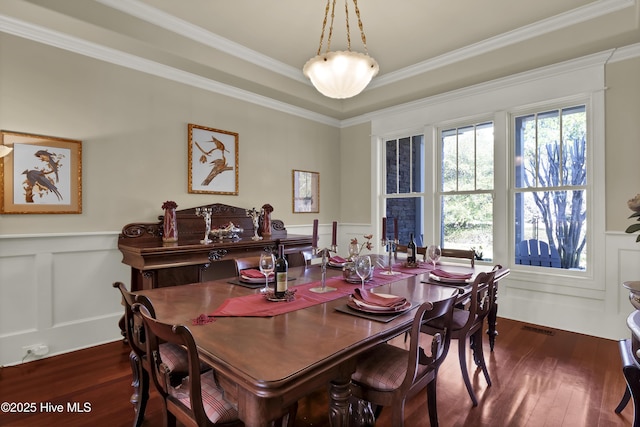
[515,239,561,267]
[133,303,212,427]
[465,269,497,330]
[440,248,475,267]
[402,292,457,392]
[113,281,150,359]
[234,256,262,275]
[287,250,313,268]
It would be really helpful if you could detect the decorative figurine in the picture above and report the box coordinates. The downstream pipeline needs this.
[195,207,213,244]
[246,207,262,241]
[261,204,273,239]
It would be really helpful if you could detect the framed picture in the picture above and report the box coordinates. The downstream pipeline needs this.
[188,123,239,195]
[292,169,319,213]
[0,130,82,214]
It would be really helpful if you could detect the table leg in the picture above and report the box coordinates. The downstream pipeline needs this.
[329,377,352,427]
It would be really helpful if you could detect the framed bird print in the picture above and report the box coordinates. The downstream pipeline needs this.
[0,130,82,214]
[188,123,239,195]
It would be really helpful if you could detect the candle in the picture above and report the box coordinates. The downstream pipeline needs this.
[312,219,318,247]
[382,217,387,240]
[331,221,337,246]
[394,217,398,240]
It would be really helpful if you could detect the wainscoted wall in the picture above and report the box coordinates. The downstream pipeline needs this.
[1,227,637,366]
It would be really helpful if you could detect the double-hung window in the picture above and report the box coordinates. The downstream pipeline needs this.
[513,105,588,270]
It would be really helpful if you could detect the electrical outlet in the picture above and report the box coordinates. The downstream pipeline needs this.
[22,344,49,357]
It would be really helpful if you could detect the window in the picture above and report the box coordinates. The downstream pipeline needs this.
[513,105,587,270]
[439,122,494,260]
[384,135,425,246]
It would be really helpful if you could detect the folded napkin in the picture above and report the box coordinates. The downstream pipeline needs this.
[352,288,407,309]
[241,269,273,279]
[330,256,347,264]
[431,269,472,280]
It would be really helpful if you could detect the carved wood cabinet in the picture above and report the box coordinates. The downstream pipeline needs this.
[118,203,312,290]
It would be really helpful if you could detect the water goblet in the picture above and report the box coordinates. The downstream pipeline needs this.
[348,242,361,261]
[427,245,441,269]
[259,253,275,294]
[355,255,372,289]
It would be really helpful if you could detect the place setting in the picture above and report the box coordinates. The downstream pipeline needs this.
[335,287,418,323]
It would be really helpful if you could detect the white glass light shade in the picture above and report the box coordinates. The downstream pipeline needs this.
[0,145,12,158]
[303,51,379,99]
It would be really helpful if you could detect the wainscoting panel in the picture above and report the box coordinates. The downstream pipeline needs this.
[1,228,637,365]
[0,233,129,366]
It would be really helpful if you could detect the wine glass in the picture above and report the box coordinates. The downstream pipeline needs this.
[427,245,441,269]
[348,242,361,261]
[355,255,372,289]
[259,253,275,293]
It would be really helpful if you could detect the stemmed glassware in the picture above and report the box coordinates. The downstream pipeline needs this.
[348,242,360,261]
[259,253,275,294]
[427,245,441,269]
[355,255,372,289]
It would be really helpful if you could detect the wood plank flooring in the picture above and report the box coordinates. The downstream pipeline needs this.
[0,317,633,427]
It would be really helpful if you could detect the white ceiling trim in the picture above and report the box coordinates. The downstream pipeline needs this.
[94,0,307,84]
[370,0,635,89]
[94,0,634,92]
[0,14,340,128]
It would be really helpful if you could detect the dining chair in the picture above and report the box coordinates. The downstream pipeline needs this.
[113,282,191,427]
[287,249,313,269]
[350,291,458,427]
[439,248,475,267]
[420,268,498,406]
[133,303,243,427]
[394,244,426,260]
[234,255,262,275]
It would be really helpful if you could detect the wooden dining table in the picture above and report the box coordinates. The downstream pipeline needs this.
[135,257,509,427]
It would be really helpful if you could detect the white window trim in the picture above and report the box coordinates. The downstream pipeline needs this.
[372,52,607,296]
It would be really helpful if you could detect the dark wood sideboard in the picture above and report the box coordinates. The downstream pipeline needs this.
[118,203,312,290]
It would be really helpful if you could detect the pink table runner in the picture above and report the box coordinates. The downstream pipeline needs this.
[210,269,414,318]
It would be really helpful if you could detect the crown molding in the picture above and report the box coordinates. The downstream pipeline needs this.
[0,14,340,127]
[94,0,307,84]
[95,0,635,92]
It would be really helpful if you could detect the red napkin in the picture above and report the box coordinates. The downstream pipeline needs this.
[431,269,472,280]
[241,269,273,279]
[330,256,347,264]
[352,288,407,309]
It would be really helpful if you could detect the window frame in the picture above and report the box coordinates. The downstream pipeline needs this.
[372,55,607,293]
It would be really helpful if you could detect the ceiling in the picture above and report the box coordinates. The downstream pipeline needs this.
[2,0,640,121]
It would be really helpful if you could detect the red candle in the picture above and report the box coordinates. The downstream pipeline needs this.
[382,217,387,240]
[331,221,337,246]
[394,218,398,240]
[312,219,318,247]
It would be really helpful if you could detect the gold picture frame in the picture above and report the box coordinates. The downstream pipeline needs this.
[0,130,82,214]
[188,123,239,195]
[292,169,319,213]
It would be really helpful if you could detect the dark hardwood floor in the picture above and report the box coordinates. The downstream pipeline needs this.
[0,317,633,427]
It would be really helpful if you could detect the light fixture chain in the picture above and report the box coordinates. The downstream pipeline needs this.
[316,0,331,55]
[326,0,337,54]
[344,0,351,51]
[352,0,369,54]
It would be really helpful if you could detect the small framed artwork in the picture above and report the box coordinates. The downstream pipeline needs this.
[292,169,319,213]
[188,123,239,195]
[0,130,82,214]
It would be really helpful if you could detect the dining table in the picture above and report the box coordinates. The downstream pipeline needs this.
[134,255,509,427]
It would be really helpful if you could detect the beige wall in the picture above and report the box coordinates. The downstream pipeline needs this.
[339,122,372,224]
[605,56,640,232]
[0,35,341,234]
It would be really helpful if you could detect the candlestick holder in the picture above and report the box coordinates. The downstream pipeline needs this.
[309,246,338,293]
[195,207,213,244]
[380,238,400,275]
[246,208,263,241]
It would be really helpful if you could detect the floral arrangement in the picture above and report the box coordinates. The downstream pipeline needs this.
[162,200,177,210]
[350,234,373,256]
[627,194,640,242]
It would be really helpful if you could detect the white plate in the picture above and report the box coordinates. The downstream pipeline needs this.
[240,275,274,284]
[428,273,471,284]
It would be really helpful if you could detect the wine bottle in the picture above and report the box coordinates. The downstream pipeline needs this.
[275,244,288,298]
[407,233,416,264]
